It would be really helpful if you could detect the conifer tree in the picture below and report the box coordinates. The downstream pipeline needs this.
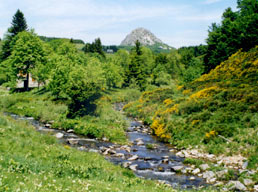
[1,9,28,61]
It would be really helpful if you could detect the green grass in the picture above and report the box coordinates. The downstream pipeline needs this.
[0,88,138,144]
[0,113,177,192]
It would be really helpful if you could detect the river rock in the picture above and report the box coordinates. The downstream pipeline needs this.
[243,179,254,186]
[203,171,215,181]
[109,150,117,155]
[176,151,185,158]
[254,185,258,191]
[216,169,228,178]
[242,161,248,169]
[192,168,200,175]
[200,164,210,171]
[123,162,132,168]
[45,123,51,128]
[189,176,195,180]
[67,139,78,145]
[128,155,138,161]
[55,133,64,139]
[227,181,247,191]
[103,149,110,155]
[162,159,169,164]
[171,166,184,172]
[137,140,144,145]
[115,153,125,158]
[129,164,138,171]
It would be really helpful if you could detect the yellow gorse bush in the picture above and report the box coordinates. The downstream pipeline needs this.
[190,86,219,101]
[163,98,173,106]
[205,130,217,138]
[150,119,171,140]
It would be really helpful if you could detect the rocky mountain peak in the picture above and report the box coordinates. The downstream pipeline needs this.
[120,27,163,46]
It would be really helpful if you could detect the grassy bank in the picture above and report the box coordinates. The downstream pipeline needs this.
[0,113,176,192]
[0,87,140,144]
[123,47,258,170]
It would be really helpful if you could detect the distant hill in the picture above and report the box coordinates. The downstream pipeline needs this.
[120,28,174,53]
[39,36,85,44]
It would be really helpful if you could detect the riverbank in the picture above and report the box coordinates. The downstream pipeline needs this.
[0,112,177,192]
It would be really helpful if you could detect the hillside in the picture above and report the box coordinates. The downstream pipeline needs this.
[124,46,258,168]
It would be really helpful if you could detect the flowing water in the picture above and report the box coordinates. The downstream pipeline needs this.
[8,104,208,190]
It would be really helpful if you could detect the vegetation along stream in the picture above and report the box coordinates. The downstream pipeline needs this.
[7,103,209,190]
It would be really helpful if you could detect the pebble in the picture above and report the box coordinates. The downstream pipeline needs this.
[55,132,64,139]
[227,181,247,191]
[192,168,200,175]
[243,179,254,186]
[128,155,138,161]
[171,166,184,172]
[67,129,74,133]
[189,176,195,180]
[200,164,210,171]
[129,164,138,171]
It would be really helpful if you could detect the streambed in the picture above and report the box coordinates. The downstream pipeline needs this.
[8,104,209,190]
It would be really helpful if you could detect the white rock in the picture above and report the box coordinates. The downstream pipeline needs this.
[129,164,138,171]
[176,151,185,158]
[216,169,228,178]
[67,139,78,145]
[189,176,195,180]
[227,181,247,191]
[55,133,64,139]
[198,173,203,177]
[192,168,200,175]
[243,179,254,186]
[200,164,210,171]
[242,161,248,169]
[208,178,217,184]
[203,171,215,180]
[128,155,138,161]
[123,162,132,168]
[171,166,184,172]
[254,185,258,192]
[45,123,51,128]
[103,149,110,155]
[67,129,74,133]
[137,140,144,145]
[115,153,125,158]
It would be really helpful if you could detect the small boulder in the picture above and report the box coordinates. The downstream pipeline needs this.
[176,151,185,158]
[67,139,78,145]
[67,129,74,133]
[128,155,138,161]
[55,133,64,139]
[216,169,228,178]
[129,164,138,171]
[171,166,184,172]
[203,171,215,181]
[192,168,200,175]
[137,140,144,146]
[200,164,210,171]
[254,185,258,192]
[189,176,195,180]
[243,179,254,186]
[227,181,247,191]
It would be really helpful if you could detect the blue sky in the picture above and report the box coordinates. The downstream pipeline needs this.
[0,0,237,48]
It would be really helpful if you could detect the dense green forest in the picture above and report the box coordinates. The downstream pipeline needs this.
[0,0,257,191]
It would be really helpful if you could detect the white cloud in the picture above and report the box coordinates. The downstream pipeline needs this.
[202,0,223,5]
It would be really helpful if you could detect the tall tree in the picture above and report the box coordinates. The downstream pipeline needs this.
[0,9,28,61]
[204,0,258,72]
[8,31,47,90]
